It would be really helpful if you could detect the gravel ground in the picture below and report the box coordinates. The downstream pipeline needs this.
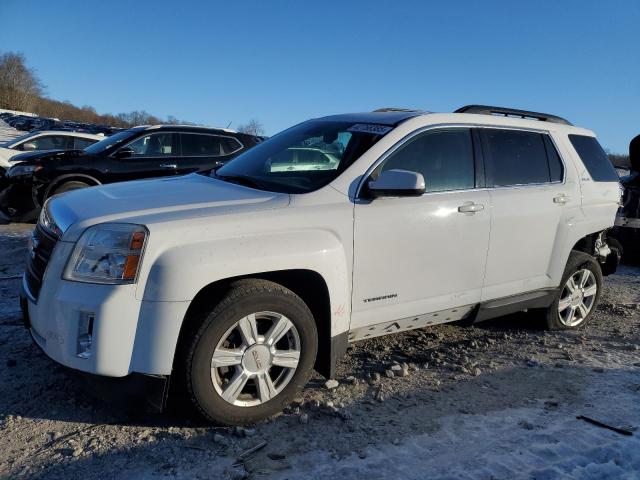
[1,224,639,480]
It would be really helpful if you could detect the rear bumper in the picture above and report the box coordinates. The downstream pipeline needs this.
[615,215,640,229]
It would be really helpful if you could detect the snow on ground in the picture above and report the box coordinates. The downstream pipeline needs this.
[275,371,640,480]
[0,120,22,143]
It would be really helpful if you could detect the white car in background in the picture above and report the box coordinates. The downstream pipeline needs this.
[0,131,104,174]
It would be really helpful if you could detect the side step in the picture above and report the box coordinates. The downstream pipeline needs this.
[474,289,557,323]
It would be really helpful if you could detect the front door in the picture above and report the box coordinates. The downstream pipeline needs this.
[350,127,491,339]
[109,132,180,182]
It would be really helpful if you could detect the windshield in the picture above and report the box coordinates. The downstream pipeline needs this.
[83,129,140,154]
[215,120,391,193]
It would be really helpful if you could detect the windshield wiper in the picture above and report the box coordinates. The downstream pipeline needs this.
[215,173,267,190]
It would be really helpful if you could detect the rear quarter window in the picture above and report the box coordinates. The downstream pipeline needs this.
[568,135,619,182]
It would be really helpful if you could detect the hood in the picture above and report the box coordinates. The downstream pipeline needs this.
[7,149,66,163]
[8,149,85,165]
[48,173,290,241]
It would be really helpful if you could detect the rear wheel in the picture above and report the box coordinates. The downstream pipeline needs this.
[183,279,317,425]
[544,251,603,330]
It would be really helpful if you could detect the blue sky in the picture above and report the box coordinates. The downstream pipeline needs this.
[1,0,638,152]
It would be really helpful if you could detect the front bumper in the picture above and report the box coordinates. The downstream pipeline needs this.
[21,299,169,411]
[20,239,191,378]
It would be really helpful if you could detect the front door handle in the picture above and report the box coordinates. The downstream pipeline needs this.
[553,194,569,204]
[458,202,484,214]
[160,163,177,169]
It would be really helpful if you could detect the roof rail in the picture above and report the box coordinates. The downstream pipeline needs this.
[454,105,572,126]
[373,107,421,113]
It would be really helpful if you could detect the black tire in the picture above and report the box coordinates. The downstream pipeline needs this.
[183,279,317,425]
[607,237,624,263]
[544,250,603,330]
[51,181,91,196]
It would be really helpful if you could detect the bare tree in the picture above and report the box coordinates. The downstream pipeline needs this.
[0,52,43,111]
[237,119,265,136]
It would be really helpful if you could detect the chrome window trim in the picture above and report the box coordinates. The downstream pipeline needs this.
[179,131,244,157]
[356,123,567,199]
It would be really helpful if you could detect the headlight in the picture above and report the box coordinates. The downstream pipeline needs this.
[63,223,148,284]
[6,164,42,177]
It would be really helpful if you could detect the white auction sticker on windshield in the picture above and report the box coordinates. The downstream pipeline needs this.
[347,124,393,135]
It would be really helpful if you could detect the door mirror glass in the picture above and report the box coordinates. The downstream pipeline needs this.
[367,169,425,197]
[21,142,37,151]
[115,147,135,159]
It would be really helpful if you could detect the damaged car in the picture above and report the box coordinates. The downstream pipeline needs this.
[21,105,621,425]
[610,134,640,261]
[0,125,261,223]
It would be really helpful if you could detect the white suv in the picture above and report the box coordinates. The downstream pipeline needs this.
[21,105,621,425]
[0,130,104,173]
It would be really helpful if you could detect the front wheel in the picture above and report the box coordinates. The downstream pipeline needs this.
[183,279,317,425]
[51,180,91,196]
[544,251,603,330]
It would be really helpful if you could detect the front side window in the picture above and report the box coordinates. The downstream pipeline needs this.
[84,129,141,155]
[569,134,619,182]
[484,129,550,187]
[378,128,475,192]
[180,134,242,157]
[215,120,390,193]
[127,133,176,157]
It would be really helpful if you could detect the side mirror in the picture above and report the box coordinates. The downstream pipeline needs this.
[115,147,135,159]
[367,169,426,198]
[22,142,37,151]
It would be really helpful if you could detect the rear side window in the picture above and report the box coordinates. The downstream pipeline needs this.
[543,136,564,182]
[483,130,550,187]
[568,135,619,182]
[379,128,475,192]
[181,134,243,157]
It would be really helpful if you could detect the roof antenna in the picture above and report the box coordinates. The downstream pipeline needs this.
[226,121,232,128]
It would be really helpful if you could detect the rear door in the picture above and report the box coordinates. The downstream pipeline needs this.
[178,133,245,174]
[109,132,180,182]
[480,128,580,301]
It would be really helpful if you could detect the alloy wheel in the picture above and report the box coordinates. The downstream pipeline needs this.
[558,269,597,327]
[210,311,301,407]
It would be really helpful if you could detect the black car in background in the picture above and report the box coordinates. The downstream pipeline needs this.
[0,124,262,222]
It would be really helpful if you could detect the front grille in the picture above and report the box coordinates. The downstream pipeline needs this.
[25,224,59,300]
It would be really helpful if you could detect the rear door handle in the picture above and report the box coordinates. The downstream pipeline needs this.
[553,194,569,204]
[160,163,177,169]
[458,202,485,214]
